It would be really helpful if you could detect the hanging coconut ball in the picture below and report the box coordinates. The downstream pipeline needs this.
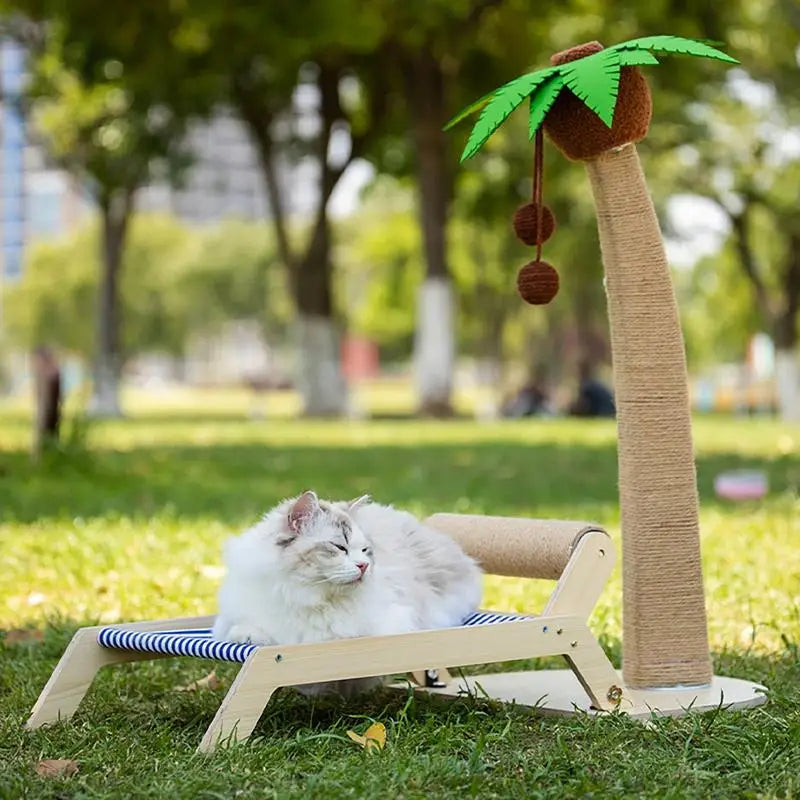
[517,260,559,305]
[512,202,556,246]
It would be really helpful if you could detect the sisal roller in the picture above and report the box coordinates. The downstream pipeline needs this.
[425,513,607,580]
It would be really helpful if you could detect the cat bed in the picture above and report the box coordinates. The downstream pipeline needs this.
[96,612,531,663]
[27,516,628,754]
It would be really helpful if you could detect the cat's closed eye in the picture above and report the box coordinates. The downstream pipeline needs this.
[333,543,347,553]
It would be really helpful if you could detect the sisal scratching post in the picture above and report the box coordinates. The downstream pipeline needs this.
[542,42,714,689]
[439,34,765,714]
[586,146,711,688]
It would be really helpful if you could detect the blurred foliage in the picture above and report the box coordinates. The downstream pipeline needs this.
[677,244,762,366]
[339,174,600,379]
[1,0,798,381]
[3,217,286,363]
[27,37,189,199]
[180,221,292,343]
[663,84,800,352]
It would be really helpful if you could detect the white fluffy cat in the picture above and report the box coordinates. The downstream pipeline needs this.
[212,491,482,695]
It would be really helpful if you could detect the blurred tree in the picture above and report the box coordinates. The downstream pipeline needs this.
[0,4,216,415]
[180,221,291,347]
[337,182,422,359]
[177,2,386,416]
[3,0,765,417]
[361,0,738,413]
[340,161,607,409]
[655,80,800,419]
[368,0,535,416]
[675,243,760,369]
[4,215,191,362]
[3,216,285,368]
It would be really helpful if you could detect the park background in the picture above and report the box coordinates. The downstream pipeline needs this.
[0,1,799,798]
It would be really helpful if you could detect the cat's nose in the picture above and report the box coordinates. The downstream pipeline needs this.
[356,562,368,575]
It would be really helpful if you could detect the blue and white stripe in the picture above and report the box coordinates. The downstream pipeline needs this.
[461,610,529,626]
[97,611,531,664]
[97,627,258,663]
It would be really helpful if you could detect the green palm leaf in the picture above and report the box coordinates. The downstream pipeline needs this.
[610,35,738,64]
[561,48,621,127]
[443,88,497,132]
[459,67,557,162]
[617,50,660,66]
[447,35,737,157]
[529,75,563,139]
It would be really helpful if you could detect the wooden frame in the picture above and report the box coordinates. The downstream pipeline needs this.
[26,526,624,753]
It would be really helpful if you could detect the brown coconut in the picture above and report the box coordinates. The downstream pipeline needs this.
[543,41,652,161]
[513,203,556,246]
[517,260,559,305]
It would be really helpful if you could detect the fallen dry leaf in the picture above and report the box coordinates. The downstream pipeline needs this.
[4,629,44,645]
[175,669,222,692]
[346,722,387,753]
[35,759,78,778]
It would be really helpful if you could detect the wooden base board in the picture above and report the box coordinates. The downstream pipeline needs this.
[394,670,767,720]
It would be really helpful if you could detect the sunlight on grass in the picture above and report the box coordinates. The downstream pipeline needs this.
[1,393,798,656]
[2,392,799,800]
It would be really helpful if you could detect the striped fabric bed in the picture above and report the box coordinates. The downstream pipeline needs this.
[97,611,530,664]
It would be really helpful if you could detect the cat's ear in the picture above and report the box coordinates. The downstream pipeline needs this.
[347,495,371,514]
[287,490,319,534]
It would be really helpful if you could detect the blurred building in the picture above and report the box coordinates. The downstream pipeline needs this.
[0,41,346,393]
[137,110,318,224]
[0,37,26,285]
[137,112,269,222]
[0,37,90,292]
[1,35,330,278]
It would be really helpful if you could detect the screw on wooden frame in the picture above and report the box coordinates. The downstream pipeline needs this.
[607,685,623,704]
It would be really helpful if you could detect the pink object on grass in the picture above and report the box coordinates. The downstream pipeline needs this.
[714,471,768,501]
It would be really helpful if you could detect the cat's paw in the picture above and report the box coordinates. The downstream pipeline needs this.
[225,624,271,645]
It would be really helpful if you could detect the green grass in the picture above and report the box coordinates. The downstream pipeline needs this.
[1,396,799,798]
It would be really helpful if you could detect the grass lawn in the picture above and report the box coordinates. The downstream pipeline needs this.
[1,391,798,798]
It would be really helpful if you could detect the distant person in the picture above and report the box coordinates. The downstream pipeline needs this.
[569,361,615,418]
[32,346,62,456]
[502,381,551,418]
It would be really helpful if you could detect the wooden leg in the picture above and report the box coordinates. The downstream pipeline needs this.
[197,653,278,754]
[26,627,154,729]
[563,624,623,711]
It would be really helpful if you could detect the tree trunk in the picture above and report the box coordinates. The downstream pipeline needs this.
[90,190,132,417]
[414,277,456,416]
[586,144,711,690]
[775,350,800,421]
[237,67,348,418]
[774,235,800,421]
[731,212,800,421]
[294,315,347,417]
[32,347,61,460]
[405,49,456,415]
[293,215,347,417]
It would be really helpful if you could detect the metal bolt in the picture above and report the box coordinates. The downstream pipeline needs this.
[543,625,548,633]
[570,640,577,648]
[556,628,563,635]
[275,654,283,662]
[607,685,623,704]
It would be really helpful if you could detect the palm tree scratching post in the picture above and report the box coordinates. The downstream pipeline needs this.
[446,37,766,712]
